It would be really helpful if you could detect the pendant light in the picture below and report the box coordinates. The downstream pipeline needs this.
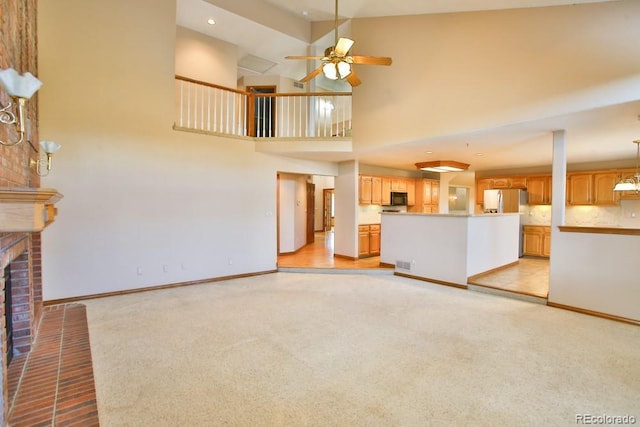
[613,140,640,192]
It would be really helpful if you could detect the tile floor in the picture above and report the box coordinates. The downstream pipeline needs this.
[468,256,550,298]
[7,304,99,426]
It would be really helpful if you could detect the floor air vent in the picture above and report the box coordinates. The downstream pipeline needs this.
[396,260,411,270]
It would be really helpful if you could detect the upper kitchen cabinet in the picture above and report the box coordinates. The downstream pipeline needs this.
[371,176,382,205]
[567,171,620,205]
[359,175,373,204]
[567,173,593,205]
[359,175,417,206]
[412,179,440,213]
[593,172,620,205]
[475,178,493,206]
[527,175,552,205]
[381,177,392,205]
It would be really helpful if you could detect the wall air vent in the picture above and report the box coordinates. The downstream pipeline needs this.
[396,260,411,270]
[293,81,304,89]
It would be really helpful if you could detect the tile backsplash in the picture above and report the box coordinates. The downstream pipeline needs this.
[524,200,640,228]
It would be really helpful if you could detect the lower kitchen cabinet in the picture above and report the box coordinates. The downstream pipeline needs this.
[359,224,380,257]
[523,225,551,257]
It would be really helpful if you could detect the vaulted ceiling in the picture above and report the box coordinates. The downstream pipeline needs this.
[176,0,640,173]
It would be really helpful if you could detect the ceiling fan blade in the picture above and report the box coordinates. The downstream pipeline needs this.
[345,70,362,87]
[350,55,393,66]
[299,65,324,83]
[334,37,355,57]
[285,55,324,60]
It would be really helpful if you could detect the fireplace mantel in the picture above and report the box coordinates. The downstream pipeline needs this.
[0,187,63,232]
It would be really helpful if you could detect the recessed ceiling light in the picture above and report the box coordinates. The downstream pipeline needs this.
[207,18,216,25]
[475,153,484,156]
[425,151,433,154]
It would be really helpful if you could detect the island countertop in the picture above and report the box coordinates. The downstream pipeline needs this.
[380,212,520,217]
[559,225,640,236]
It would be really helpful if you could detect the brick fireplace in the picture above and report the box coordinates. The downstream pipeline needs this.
[0,0,57,424]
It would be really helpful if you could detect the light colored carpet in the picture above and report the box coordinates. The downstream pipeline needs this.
[84,273,640,426]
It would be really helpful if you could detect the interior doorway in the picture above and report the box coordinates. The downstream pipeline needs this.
[323,189,335,231]
[307,182,315,244]
[247,85,276,137]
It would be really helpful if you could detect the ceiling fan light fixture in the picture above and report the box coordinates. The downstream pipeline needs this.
[337,61,351,78]
[415,160,470,173]
[322,63,338,80]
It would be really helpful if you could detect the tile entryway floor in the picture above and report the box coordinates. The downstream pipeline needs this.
[467,256,550,298]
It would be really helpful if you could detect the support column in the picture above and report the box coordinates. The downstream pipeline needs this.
[551,130,567,227]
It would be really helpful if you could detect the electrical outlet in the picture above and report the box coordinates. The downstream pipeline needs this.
[136,267,143,276]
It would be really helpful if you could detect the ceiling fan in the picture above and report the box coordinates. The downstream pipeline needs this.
[285,0,392,87]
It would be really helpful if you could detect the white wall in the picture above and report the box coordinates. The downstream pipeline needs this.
[37,0,337,299]
[549,231,640,321]
[278,173,309,253]
[351,1,640,150]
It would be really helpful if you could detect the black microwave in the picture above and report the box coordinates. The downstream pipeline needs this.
[390,191,408,206]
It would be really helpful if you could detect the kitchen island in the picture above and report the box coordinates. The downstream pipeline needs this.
[380,212,520,287]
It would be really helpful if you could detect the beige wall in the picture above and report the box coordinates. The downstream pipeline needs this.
[351,0,640,149]
[37,0,336,300]
[175,26,238,87]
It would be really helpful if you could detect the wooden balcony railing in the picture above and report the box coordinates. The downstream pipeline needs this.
[174,76,352,139]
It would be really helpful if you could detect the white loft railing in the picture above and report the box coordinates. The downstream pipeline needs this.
[175,76,352,139]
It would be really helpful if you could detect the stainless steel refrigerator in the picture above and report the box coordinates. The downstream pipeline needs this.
[484,189,529,257]
[483,189,528,214]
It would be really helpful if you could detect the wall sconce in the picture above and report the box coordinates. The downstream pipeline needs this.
[0,68,43,146]
[30,141,61,176]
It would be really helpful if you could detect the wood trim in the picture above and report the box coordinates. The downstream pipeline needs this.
[333,253,358,261]
[43,270,278,306]
[394,272,468,290]
[558,225,640,236]
[547,302,639,326]
[379,262,395,268]
[467,260,519,281]
[0,187,63,204]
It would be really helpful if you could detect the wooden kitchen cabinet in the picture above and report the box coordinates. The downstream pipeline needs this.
[359,224,380,257]
[510,176,527,189]
[527,175,552,205]
[406,179,416,206]
[371,176,382,205]
[391,178,407,192]
[381,177,392,205]
[475,178,493,206]
[413,179,440,213]
[567,173,593,205]
[491,177,510,188]
[359,175,373,204]
[594,172,621,204]
[523,225,551,257]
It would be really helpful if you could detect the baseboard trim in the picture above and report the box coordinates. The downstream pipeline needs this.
[467,260,520,282]
[546,302,639,326]
[43,270,278,306]
[394,272,468,290]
